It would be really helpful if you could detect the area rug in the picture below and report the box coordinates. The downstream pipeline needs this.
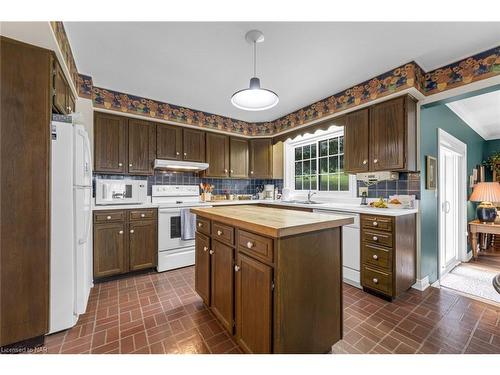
[440,264,500,303]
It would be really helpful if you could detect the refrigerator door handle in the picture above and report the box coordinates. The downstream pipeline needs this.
[78,189,91,245]
[78,128,92,185]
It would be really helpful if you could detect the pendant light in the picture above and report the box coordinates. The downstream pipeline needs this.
[231,30,279,111]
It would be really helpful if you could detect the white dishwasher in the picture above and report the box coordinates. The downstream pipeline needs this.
[313,209,361,288]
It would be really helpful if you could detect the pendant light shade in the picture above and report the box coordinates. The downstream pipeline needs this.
[231,30,279,111]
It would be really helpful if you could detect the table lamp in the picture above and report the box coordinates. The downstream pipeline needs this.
[469,182,500,223]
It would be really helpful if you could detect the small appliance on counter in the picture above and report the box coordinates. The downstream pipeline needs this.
[95,178,147,205]
[264,184,275,200]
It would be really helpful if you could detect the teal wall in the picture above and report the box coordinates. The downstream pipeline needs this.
[484,139,500,180]
[420,105,486,283]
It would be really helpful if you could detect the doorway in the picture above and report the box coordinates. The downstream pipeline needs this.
[438,129,467,278]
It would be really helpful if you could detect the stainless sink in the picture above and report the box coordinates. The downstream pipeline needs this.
[282,200,324,205]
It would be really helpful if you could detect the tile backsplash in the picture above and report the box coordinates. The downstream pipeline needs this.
[93,172,283,197]
[356,172,421,200]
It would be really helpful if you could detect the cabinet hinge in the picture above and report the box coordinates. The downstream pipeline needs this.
[233,320,236,328]
[271,281,275,291]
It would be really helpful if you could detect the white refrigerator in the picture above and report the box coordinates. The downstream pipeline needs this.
[50,117,93,334]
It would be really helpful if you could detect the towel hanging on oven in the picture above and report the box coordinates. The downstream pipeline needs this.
[180,208,196,240]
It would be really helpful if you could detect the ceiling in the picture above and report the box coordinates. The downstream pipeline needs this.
[446,90,500,140]
[64,22,500,122]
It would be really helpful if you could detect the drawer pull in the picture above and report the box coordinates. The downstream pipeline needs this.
[198,222,203,227]
[372,254,378,260]
[373,221,378,226]
[130,229,134,234]
[246,241,254,249]
[118,230,123,234]
[234,265,240,272]
[140,213,145,218]
[106,215,112,220]
[209,250,214,255]
[217,230,222,236]
[203,246,208,252]
[373,278,379,284]
[372,236,378,241]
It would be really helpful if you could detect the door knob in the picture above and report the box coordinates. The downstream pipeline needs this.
[203,246,208,252]
[372,278,379,284]
[372,254,378,260]
[234,265,240,272]
[209,250,214,255]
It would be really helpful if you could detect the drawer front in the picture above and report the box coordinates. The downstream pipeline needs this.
[196,217,211,236]
[362,266,392,295]
[237,230,274,263]
[128,208,156,221]
[361,215,393,232]
[362,229,393,248]
[94,210,126,223]
[362,243,392,269]
[212,222,234,246]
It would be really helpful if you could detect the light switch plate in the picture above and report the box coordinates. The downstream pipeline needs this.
[358,186,368,196]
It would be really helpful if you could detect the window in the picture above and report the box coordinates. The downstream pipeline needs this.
[286,128,354,195]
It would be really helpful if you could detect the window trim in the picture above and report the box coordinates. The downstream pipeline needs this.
[283,127,357,198]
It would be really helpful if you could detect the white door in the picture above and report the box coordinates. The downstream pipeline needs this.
[438,129,467,278]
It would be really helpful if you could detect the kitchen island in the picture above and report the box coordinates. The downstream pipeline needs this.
[190,205,353,354]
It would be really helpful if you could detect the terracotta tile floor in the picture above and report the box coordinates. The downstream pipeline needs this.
[41,267,500,354]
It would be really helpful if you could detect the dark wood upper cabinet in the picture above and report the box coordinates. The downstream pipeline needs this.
[205,133,230,177]
[127,118,156,175]
[369,95,417,172]
[156,124,182,160]
[235,253,273,354]
[230,137,249,178]
[210,239,234,334]
[93,221,128,278]
[94,112,128,174]
[52,59,75,114]
[249,139,273,179]
[1,37,50,346]
[183,128,205,162]
[195,232,211,306]
[129,220,157,271]
[344,109,369,173]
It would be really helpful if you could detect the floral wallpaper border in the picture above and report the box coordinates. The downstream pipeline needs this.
[50,21,79,90]
[73,42,499,136]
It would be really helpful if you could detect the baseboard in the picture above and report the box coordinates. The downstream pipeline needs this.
[412,276,430,291]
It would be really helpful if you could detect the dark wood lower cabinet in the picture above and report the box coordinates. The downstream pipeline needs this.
[210,240,234,334]
[93,222,128,278]
[235,253,272,354]
[93,209,157,280]
[195,232,211,305]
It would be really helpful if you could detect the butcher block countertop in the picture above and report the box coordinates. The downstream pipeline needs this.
[190,205,354,238]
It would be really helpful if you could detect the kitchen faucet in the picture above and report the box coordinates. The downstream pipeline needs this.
[307,190,317,202]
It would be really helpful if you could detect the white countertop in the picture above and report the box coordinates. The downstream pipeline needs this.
[92,198,418,216]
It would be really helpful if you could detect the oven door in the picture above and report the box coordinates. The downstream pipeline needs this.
[158,207,195,252]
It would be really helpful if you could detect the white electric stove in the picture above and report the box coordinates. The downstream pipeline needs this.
[152,185,211,272]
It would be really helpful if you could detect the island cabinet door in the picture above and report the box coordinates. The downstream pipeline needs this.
[210,240,234,334]
[195,232,211,306]
[235,253,273,354]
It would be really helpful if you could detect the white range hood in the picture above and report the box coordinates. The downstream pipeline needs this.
[153,159,209,172]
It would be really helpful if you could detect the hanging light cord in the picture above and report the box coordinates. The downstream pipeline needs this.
[253,41,257,77]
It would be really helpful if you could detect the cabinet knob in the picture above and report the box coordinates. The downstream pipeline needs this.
[106,215,112,220]
[373,159,378,164]
[373,278,379,284]
[246,241,254,249]
[363,160,368,165]
[176,152,180,155]
[184,152,187,156]
[129,163,133,167]
[118,162,123,167]
[224,169,228,173]
[209,250,214,255]
[372,236,378,241]
[217,230,222,236]
[118,230,123,234]
[140,213,145,218]
[372,254,378,260]
[250,171,254,174]
[130,229,134,234]
[373,221,378,226]
[230,170,234,173]
[198,222,203,227]
[234,265,240,272]
[203,246,208,252]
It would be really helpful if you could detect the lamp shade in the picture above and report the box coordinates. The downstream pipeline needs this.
[469,182,500,202]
